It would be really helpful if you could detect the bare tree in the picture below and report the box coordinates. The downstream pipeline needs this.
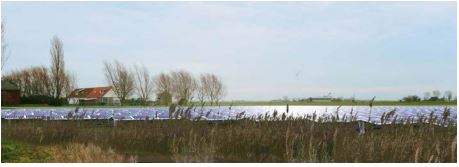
[41,67,54,97]
[444,91,453,102]
[153,72,173,105]
[3,66,53,97]
[200,73,225,105]
[30,66,53,97]
[3,36,75,102]
[63,72,77,99]
[104,60,135,105]
[4,69,31,96]
[432,90,441,98]
[423,92,431,101]
[133,65,154,105]
[282,96,290,102]
[208,74,225,105]
[170,70,197,105]
[197,74,211,105]
[50,36,66,99]
[154,72,172,94]
[1,21,10,71]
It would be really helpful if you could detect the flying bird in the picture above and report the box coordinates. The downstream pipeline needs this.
[295,70,301,78]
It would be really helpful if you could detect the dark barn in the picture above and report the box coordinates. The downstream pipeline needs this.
[1,80,20,106]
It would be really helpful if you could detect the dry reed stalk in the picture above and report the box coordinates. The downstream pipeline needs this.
[428,155,434,163]
[452,136,457,162]
[2,114,456,163]
[285,126,291,161]
[332,128,339,161]
[414,147,420,163]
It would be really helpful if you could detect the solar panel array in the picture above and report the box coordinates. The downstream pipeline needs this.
[1,106,456,124]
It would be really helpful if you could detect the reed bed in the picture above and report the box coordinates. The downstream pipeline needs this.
[46,143,136,163]
[1,108,457,163]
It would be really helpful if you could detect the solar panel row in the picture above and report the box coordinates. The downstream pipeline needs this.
[1,106,456,124]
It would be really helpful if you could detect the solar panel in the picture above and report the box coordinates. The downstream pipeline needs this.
[1,106,456,124]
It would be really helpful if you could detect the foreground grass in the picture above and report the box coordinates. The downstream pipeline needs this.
[2,100,456,109]
[2,116,456,162]
[1,139,50,162]
[1,138,135,163]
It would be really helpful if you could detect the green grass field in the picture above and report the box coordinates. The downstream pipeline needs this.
[1,139,50,163]
[1,101,456,109]
[216,100,457,106]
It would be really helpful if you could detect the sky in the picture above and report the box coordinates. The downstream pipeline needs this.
[1,1,457,101]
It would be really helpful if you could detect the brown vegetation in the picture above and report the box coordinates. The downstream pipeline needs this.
[153,71,226,106]
[199,73,225,105]
[103,60,135,105]
[3,66,53,97]
[2,109,456,163]
[47,143,136,163]
[50,36,66,99]
[170,70,197,105]
[3,36,76,103]
[133,65,154,105]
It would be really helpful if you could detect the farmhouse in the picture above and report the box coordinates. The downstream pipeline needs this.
[68,86,120,105]
[1,80,21,106]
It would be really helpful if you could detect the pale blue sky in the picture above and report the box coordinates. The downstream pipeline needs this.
[1,1,457,101]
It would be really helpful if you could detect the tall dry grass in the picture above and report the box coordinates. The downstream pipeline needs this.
[47,143,136,163]
[1,108,456,162]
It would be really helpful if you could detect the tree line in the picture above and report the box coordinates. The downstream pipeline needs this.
[3,36,76,105]
[402,90,455,102]
[2,35,226,106]
[1,21,226,107]
[103,60,226,106]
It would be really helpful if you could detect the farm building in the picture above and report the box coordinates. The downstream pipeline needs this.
[68,86,120,105]
[307,97,333,102]
[156,91,172,106]
[1,80,21,106]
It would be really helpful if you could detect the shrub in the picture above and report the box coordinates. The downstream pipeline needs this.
[19,95,67,106]
[402,95,421,102]
[20,95,53,105]
[48,98,67,106]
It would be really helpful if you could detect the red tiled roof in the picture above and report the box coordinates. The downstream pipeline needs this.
[68,86,112,98]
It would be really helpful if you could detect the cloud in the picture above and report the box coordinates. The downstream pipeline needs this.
[2,1,456,100]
